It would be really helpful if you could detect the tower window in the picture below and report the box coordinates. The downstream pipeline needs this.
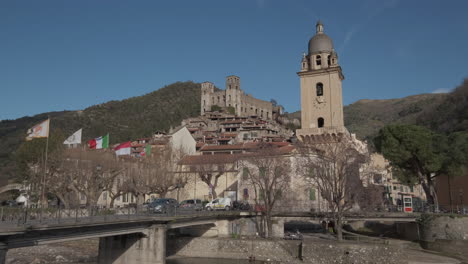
[316,83,324,96]
[229,95,231,101]
[316,55,322,66]
[203,100,206,106]
[327,55,331,66]
[318,118,324,128]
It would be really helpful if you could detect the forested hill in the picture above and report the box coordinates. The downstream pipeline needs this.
[0,81,201,184]
[287,79,468,141]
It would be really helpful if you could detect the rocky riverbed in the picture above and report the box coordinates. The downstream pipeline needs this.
[4,237,463,264]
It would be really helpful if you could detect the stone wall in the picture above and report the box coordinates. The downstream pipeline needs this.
[418,214,468,261]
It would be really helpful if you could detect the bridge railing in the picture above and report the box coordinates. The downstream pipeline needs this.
[0,205,243,227]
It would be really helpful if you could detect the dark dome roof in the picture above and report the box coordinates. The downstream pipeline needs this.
[308,33,334,54]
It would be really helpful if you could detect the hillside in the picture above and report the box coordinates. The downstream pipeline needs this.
[344,93,447,141]
[0,81,201,185]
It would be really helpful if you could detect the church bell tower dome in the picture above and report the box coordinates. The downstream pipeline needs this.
[308,20,334,54]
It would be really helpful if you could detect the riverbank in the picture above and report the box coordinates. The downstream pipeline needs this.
[4,236,462,264]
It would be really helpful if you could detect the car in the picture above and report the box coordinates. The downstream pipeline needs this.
[147,198,178,214]
[205,197,232,211]
[178,199,203,211]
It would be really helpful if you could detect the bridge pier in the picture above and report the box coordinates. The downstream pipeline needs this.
[98,225,167,264]
[0,243,6,264]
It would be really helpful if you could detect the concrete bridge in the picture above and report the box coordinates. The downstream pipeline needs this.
[0,209,418,264]
[0,184,24,194]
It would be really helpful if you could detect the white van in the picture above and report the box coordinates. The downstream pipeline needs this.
[205,197,232,211]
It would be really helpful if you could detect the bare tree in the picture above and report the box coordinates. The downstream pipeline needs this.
[297,138,365,241]
[107,173,132,208]
[183,154,238,199]
[123,145,187,204]
[240,144,292,238]
[63,148,124,207]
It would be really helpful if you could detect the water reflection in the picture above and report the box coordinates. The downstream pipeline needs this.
[167,257,267,264]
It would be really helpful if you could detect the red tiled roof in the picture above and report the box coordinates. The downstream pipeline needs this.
[200,144,244,151]
[180,154,241,165]
[221,133,238,138]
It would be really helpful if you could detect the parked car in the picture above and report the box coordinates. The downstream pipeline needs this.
[205,197,232,211]
[178,199,203,211]
[147,198,178,214]
[232,200,251,211]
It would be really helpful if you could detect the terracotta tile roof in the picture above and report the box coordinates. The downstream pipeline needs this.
[221,133,238,138]
[200,144,244,151]
[180,154,241,165]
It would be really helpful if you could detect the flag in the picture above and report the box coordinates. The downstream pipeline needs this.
[26,119,50,141]
[115,141,131,156]
[140,144,151,157]
[88,134,109,149]
[63,129,82,145]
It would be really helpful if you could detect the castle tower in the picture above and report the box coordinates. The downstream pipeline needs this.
[296,21,346,141]
[201,81,215,115]
[225,75,242,115]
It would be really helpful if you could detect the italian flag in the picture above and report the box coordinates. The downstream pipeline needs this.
[115,141,132,156]
[88,134,109,149]
[140,144,151,157]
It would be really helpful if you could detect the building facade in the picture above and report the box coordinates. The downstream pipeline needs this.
[296,21,346,140]
[200,75,274,120]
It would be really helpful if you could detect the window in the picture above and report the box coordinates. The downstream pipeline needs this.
[309,188,316,201]
[229,95,231,101]
[203,100,206,106]
[316,83,323,96]
[103,192,107,201]
[327,55,331,66]
[243,188,249,199]
[318,117,324,128]
[316,55,322,66]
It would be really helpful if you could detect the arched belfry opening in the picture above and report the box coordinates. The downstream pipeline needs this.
[318,118,324,128]
[316,55,322,66]
[316,83,323,96]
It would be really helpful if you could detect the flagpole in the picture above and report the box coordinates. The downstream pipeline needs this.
[40,118,50,208]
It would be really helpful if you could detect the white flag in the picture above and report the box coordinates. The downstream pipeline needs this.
[26,119,50,141]
[64,128,82,145]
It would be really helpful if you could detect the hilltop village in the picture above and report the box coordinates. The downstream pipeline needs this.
[68,22,426,211]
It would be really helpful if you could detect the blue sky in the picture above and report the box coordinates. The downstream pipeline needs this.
[1,0,468,120]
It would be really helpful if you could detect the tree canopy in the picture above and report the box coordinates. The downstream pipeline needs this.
[374,124,468,208]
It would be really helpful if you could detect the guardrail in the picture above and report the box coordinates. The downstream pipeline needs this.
[0,206,242,228]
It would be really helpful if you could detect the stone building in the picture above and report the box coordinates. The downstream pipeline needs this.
[296,21,346,141]
[200,75,274,120]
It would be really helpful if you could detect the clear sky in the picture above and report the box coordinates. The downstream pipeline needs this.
[1,0,468,120]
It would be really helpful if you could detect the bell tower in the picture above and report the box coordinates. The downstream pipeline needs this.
[296,21,346,142]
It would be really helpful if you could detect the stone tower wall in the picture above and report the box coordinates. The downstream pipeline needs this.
[200,76,273,120]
